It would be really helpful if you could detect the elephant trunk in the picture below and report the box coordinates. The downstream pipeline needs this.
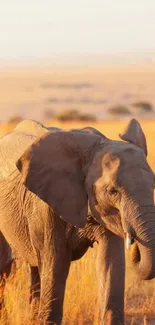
[124,205,155,280]
[131,238,155,280]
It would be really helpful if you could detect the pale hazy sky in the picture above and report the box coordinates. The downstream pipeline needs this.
[0,0,155,62]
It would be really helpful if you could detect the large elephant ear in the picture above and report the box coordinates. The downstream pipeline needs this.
[16,131,100,228]
[119,119,147,156]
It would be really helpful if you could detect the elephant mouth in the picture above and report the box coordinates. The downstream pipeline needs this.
[131,241,141,264]
[125,233,141,263]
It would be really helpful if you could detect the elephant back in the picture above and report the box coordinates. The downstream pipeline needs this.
[0,120,50,180]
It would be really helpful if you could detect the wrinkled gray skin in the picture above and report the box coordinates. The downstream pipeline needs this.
[0,119,155,325]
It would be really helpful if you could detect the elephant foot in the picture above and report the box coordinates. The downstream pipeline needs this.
[100,310,124,325]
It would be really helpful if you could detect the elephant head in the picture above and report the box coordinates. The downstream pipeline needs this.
[16,119,155,280]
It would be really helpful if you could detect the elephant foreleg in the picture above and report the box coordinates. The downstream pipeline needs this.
[96,231,125,325]
[33,217,71,325]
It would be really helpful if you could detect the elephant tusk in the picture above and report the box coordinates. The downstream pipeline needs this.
[126,233,132,250]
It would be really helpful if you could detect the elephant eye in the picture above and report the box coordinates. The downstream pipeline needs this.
[109,187,118,196]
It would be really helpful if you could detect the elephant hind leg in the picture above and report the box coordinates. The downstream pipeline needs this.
[0,258,16,280]
[29,266,40,321]
[0,259,16,325]
[0,231,16,311]
[0,258,16,310]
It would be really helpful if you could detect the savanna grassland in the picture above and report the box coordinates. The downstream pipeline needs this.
[1,64,155,122]
[0,64,155,324]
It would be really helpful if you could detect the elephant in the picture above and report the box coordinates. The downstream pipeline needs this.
[0,118,154,325]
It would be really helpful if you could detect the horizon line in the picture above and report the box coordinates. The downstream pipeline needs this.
[0,52,155,68]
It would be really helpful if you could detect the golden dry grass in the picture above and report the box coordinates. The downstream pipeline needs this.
[0,119,155,324]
